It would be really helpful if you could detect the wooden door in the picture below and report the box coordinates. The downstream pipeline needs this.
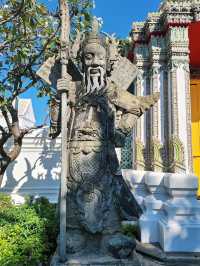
[191,79,200,196]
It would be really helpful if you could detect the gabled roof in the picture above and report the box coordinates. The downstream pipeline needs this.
[0,99,36,129]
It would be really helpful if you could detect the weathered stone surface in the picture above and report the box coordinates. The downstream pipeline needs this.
[109,56,138,91]
[51,253,140,266]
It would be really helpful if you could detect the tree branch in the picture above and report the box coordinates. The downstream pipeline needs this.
[25,23,60,72]
[11,77,37,100]
[1,106,12,132]
[21,124,45,136]
[0,0,25,26]
[6,103,21,138]
[9,23,60,100]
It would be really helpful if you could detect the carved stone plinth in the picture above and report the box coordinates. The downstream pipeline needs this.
[51,253,141,266]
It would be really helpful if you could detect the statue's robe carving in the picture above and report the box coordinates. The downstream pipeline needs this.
[50,78,159,256]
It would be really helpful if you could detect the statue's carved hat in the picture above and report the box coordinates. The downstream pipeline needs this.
[71,16,120,71]
[84,17,105,47]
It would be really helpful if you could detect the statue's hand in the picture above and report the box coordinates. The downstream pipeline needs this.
[117,113,138,135]
[57,78,69,93]
[57,77,76,106]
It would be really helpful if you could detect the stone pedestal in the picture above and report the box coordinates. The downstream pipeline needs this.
[159,198,200,252]
[123,169,200,253]
[51,253,140,266]
[159,173,200,252]
[139,172,167,243]
[122,170,148,206]
[123,170,167,244]
[140,196,164,244]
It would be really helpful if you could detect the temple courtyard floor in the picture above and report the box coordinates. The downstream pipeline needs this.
[51,243,200,266]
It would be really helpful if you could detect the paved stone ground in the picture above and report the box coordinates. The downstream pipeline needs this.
[51,242,200,266]
[137,253,200,266]
[51,252,200,266]
[136,242,200,266]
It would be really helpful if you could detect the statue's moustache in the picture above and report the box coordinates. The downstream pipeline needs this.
[87,66,103,76]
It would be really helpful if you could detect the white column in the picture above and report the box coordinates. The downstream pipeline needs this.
[149,65,165,172]
[134,70,147,170]
[166,26,191,173]
[176,65,189,172]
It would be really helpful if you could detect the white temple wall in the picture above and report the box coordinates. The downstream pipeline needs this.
[1,128,61,203]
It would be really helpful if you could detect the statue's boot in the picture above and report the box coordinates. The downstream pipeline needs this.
[101,233,136,259]
[66,229,86,254]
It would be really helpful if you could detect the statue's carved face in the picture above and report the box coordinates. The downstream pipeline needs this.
[83,43,106,71]
[83,43,107,94]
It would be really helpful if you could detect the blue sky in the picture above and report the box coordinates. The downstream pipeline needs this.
[24,0,161,124]
[43,0,161,38]
[92,0,161,38]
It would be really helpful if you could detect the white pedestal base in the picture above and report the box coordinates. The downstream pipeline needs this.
[123,170,200,253]
[159,198,200,252]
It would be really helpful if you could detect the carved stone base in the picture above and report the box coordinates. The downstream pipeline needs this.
[51,252,140,266]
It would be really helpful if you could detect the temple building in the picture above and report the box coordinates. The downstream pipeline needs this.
[122,0,200,194]
[119,0,200,252]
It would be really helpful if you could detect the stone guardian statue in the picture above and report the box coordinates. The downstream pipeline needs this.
[38,17,159,263]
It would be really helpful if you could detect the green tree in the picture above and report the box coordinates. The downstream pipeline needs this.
[0,0,93,185]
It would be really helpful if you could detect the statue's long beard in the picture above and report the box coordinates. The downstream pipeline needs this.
[84,66,106,95]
